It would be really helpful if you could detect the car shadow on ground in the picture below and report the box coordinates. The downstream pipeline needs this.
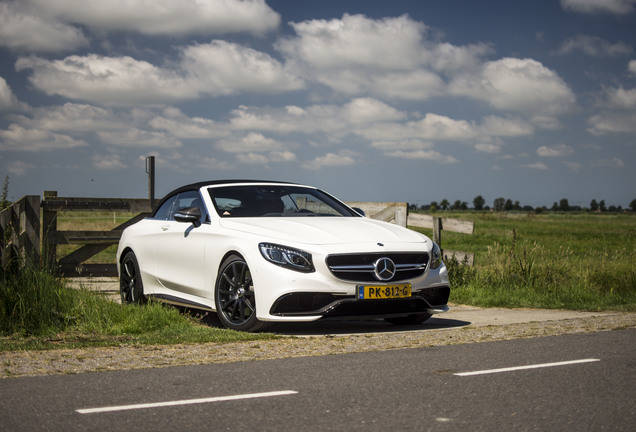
[187,308,469,336]
[266,316,470,336]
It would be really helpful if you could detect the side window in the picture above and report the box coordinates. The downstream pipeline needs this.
[175,190,208,224]
[153,195,177,220]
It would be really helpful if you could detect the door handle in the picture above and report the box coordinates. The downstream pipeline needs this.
[161,225,169,231]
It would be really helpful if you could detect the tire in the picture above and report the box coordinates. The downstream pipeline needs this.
[215,255,270,332]
[385,313,432,325]
[120,251,147,304]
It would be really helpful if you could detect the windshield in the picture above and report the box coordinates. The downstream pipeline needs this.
[207,185,359,218]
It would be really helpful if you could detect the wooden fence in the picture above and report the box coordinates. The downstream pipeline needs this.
[0,193,473,278]
[41,191,152,277]
[0,195,40,270]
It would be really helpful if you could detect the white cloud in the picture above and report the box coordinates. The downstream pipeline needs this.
[22,103,121,131]
[269,151,297,162]
[180,41,304,95]
[537,144,575,157]
[0,124,86,151]
[588,112,636,134]
[16,55,194,106]
[0,2,88,52]
[358,113,478,142]
[277,13,490,100]
[16,41,304,106]
[385,150,458,163]
[216,132,283,153]
[236,152,269,164]
[587,84,636,134]
[97,129,182,148]
[0,77,19,111]
[480,116,534,137]
[629,60,636,75]
[523,162,549,170]
[26,0,280,35]
[149,108,229,139]
[92,154,126,170]
[278,14,427,71]
[450,58,576,117]
[592,157,625,167]
[558,35,633,57]
[302,151,358,170]
[564,161,583,171]
[605,87,636,109]
[7,160,36,176]
[340,98,407,124]
[561,0,636,15]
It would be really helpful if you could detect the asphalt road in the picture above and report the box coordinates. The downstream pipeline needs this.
[1,328,634,431]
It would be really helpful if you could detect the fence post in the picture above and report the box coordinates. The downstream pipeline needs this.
[42,191,58,272]
[146,156,155,210]
[24,195,41,266]
[432,216,442,246]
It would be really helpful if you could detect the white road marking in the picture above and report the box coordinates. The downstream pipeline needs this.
[76,390,298,414]
[454,358,600,376]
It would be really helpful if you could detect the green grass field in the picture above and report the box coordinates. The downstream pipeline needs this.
[412,212,636,311]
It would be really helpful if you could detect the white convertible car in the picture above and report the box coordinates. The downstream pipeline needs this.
[117,180,450,331]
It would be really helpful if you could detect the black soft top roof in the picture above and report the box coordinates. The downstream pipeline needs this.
[153,180,296,213]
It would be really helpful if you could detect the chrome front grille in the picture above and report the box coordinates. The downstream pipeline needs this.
[326,252,428,283]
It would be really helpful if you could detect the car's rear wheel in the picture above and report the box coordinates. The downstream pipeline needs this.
[215,255,270,332]
[385,313,432,325]
[120,251,147,304]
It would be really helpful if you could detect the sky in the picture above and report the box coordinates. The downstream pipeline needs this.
[0,0,635,209]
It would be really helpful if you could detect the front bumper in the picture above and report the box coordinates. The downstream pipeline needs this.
[269,285,450,319]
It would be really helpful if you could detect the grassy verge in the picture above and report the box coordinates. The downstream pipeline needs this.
[412,212,636,311]
[0,262,278,352]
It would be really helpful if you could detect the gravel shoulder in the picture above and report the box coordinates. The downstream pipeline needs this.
[2,306,634,379]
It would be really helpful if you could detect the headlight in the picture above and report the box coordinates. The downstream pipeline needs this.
[430,242,442,269]
[259,243,315,273]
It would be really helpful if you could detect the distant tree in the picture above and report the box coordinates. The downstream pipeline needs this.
[504,199,513,211]
[450,201,468,211]
[600,200,607,212]
[609,205,618,212]
[429,201,438,211]
[590,199,599,212]
[551,202,559,211]
[493,197,505,212]
[559,198,570,212]
[630,199,636,212]
[439,199,450,211]
[473,195,485,210]
[513,201,521,211]
[1,176,9,210]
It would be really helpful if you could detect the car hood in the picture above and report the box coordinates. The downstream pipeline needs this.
[219,217,427,245]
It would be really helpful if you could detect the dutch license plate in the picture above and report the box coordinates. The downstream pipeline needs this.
[357,284,411,300]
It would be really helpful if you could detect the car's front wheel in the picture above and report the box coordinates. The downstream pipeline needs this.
[120,251,147,304]
[215,255,270,332]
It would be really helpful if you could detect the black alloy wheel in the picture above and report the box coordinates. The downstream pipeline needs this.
[215,255,269,332]
[120,251,147,304]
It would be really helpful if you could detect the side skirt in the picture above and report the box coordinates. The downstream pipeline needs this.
[147,294,215,312]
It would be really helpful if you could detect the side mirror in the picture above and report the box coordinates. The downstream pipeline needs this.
[352,207,366,217]
[174,207,202,227]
